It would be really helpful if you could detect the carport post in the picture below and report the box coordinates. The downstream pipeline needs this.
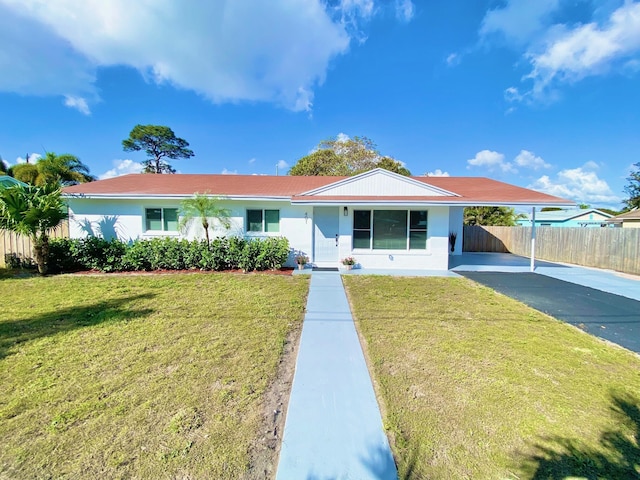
[530,207,536,272]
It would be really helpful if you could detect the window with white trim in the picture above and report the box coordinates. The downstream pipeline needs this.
[247,209,280,233]
[353,209,428,250]
[145,208,179,232]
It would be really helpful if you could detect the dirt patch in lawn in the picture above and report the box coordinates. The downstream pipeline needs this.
[244,318,302,479]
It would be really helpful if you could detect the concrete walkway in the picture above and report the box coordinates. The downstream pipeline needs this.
[276,271,397,480]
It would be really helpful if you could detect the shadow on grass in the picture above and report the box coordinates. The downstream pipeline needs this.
[0,293,155,360]
[0,268,38,280]
[520,392,640,479]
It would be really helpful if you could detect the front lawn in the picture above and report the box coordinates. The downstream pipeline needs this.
[0,273,308,479]
[343,276,640,479]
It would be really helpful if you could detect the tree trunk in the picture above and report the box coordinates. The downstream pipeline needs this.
[203,220,210,246]
[33,234,49,275]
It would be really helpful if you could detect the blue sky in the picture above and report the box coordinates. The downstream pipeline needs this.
[1,0,639,210]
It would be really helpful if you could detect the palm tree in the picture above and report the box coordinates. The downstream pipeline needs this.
[0,183,68,274]
[11,152,94,186]
[179,193,231,245]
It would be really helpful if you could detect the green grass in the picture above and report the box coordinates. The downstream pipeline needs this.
[343,275,640,480]
[0,273,308,479]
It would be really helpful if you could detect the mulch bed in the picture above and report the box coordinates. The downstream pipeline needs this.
[68,267,295,276]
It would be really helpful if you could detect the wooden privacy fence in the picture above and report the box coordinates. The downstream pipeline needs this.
[463,226,640,276]
[0,220,69,268]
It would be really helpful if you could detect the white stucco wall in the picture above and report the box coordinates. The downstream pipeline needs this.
[67,198,313,267]
[67,198,458,270]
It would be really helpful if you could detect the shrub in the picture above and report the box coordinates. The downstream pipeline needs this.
[43,235,290,274]
[239,237,290,272]
[183,239,205,269]
[226,237,246,270]
[48,237,125,273]
[48,238,81,273]
[149,237,187,270]
[260,237,290,270]
[122,240,153,271]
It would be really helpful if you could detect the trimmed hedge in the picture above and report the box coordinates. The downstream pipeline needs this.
[47,236,290,273]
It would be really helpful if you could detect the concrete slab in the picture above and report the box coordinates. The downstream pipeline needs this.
[293,267,458,277]
[451,253,640,302]
[276,271,397,480]
[536,265,640,302]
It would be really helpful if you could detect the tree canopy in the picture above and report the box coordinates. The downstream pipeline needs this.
[464,206,525,226]
[289,136,410,176]
[123,124,194,174]
[10,152,94,186]
[623,162,640,211]
[0,183,68,274]
[179,193,230,245]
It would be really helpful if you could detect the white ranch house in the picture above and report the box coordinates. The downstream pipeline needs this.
[63,169,573,270]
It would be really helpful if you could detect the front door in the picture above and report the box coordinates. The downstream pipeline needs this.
[313,207,339,264]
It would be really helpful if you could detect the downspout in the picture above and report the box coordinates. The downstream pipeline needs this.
[530,207,536,272]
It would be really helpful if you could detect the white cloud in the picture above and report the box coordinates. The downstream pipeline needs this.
[64,95,90,115]
[248,158,256,165]
[276,160,289,170]
[528,164,622,206]
[445,53,460,67]
[336,132,351,143]
[503,2,640,103]
[0,4,97,99]
[395,0,414,22]
[480,0,561,46]
[337,0,375,19]
[467,150,516,174]
[15,153,42,165]
[425,169,450,177]
[583,160,600,170]
[0,1,412,113]
[99,159,143,179]
[221,168,238,175]
[514,150,551,170]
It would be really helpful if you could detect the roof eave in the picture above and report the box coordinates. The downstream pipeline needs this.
[63,193,292,202]
[291,199,576,207]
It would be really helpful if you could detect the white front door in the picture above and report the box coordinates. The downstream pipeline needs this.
[313,207,339,265]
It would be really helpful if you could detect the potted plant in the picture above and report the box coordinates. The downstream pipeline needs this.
[295,254,309,270]
[341,256,356,270]
[449,231,457,253]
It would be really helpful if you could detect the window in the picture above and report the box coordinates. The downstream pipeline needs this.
[353,209,428,250]
[145,208,178,232]
[353,210,371,249]
[409,211,428,250]
[247,209,280,233]
[373,210,407,249]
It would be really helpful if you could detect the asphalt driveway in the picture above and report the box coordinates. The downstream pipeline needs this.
[460,272,640,354]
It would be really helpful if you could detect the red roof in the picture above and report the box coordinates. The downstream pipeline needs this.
[63,173,574,206]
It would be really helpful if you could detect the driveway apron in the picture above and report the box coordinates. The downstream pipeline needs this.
[276,271,397,480]
[460,272,640,354]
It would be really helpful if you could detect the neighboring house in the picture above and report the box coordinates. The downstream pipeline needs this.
[62,169,573,270]
[605,209,640,228]
[0,175,27,189]
[516,208,612,227]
